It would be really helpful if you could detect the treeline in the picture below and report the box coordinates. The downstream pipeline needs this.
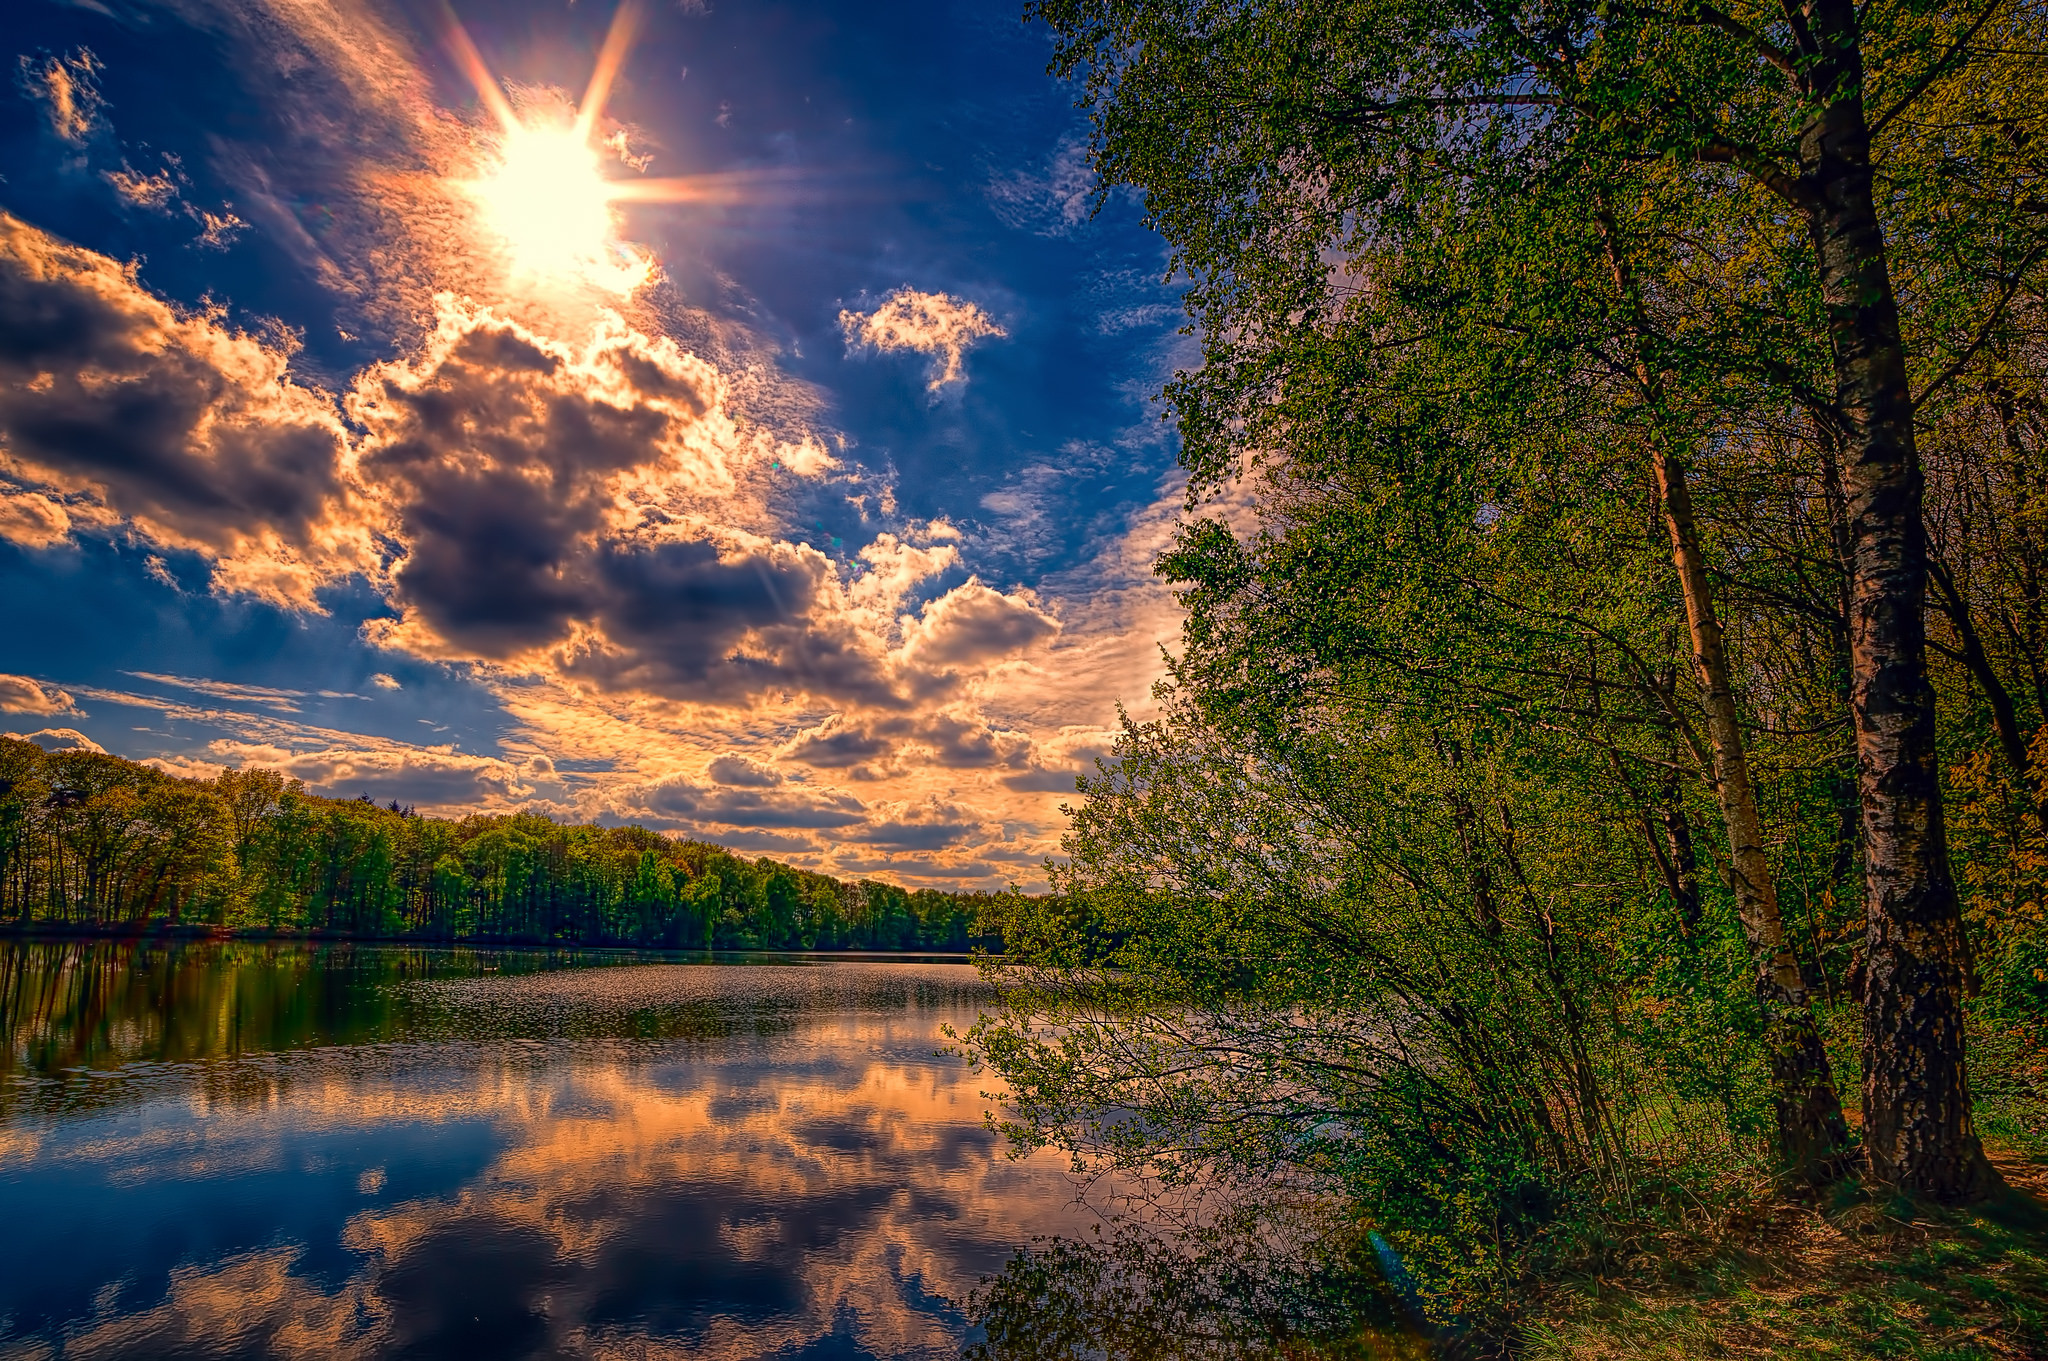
[0,738,998,950]
[963,0,2048,1339]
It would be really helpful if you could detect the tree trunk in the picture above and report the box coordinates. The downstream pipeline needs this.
[1654,447,1855,1180]
[1797,0,1994,1201]
[1598,210,1852,1178]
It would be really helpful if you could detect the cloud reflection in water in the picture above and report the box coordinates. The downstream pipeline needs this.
[0,952,1085,1360]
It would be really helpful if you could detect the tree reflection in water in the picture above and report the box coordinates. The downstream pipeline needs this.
[967,1222,1439,1361]
[0,938,1094,1359]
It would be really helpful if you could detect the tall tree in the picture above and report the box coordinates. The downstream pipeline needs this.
[1031,0,2046,1199]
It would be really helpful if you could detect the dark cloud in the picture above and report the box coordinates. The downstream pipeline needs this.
[849,799,981,851]
[350,304,932,711]
[0,215,354,599]
[708,754,782,788]
[780,714,893,768]
[572,537,829,691]
[352,308,708,658]
[630,774,866,829]
[1000,766,1086,793]
[780,711,1032,773]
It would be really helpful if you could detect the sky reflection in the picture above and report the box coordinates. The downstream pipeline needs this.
[0,947,1086,1359]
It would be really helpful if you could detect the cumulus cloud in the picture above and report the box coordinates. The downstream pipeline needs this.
[707,753,781,787]
[851,797,983,851]
[208,740,535,808]
[781,713,894,771]
[0,675,79,716]
[839,289,1005,390]
[0,489,71,546]
[23,728,101,753]
[343,302,1051,710]
[337,299,1031,713]
[1000,725,1117,792]
[349,299,734,658]
[779,710,1034,779]
[900,580,1060,680]
[0,222,1063,750]
[17,49,103,144]
[622,773,865,830]
[0,214,366,606]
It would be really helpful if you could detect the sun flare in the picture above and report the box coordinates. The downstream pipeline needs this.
[445,3,657,296]
[444,2,780,297]
[470,122,648,292]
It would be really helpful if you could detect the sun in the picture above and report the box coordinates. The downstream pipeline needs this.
[445,3,656,296]
[470,121,649,293]
[445,2,778,296]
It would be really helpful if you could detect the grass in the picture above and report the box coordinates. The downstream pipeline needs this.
[1520,1150,2048,1359]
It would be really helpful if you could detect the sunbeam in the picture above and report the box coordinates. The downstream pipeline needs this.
[442,0,794,296]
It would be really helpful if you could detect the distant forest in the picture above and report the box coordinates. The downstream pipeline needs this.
[0,737,1002,950]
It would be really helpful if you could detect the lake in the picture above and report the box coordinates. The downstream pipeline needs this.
[0,940,1093,1360]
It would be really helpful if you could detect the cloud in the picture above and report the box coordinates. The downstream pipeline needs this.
[346,307,1052,711]
[207,741,535,808]
[850,798,983,851]
[351,299,853,688]
[124,671,336,711]
[0,675,79,716]
[1000,726,1117,792]
[0,214,366,606]
[707,753,781,787]
[839,289,1005,390]
[105,163,181,211]
[0,224,1060,741]
[191,210,248,251]
[778,711,1034,777]
[780,713,894,768]
[0,490,71,547]
[17,49,103,144]
[899,579,1060,677]
[622,773,866,830]
[986,136,1095,236]
[23,728,101,753]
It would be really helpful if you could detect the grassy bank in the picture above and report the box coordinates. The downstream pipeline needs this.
[1524,1154,2048,1360]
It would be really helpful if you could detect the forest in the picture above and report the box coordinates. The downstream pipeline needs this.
[955,0,2048,1351]
[0,737,997,951]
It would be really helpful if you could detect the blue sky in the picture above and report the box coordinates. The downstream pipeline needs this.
[0,0,1189,888]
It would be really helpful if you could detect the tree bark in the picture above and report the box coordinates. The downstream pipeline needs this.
[1653,447,1854,1179]
[1796,0,1994,1202]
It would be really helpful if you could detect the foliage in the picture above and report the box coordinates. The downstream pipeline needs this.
[961,0,2048,1338]
[0,738,998,950]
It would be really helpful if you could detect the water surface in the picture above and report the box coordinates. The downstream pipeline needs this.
[0,941,1088,1360]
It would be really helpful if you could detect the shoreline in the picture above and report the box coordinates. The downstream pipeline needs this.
[0,923,993,961]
